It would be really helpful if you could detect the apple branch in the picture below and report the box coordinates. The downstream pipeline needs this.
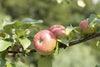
[0,32,100,54]
[59,32,100,48]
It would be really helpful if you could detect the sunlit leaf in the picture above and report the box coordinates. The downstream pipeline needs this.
[12,21,21,29]
[57,39,69,46]
[21,18,43,24]
[2,19,14,26]
[18,37,31,50]
[7,63,16,67]
[15,29,25,37]
[66,26,74,35]
[97,15,100,18]
[0,40,12,52]
[88,14,98,27]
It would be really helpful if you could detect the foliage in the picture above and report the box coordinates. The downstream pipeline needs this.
[0,14,100,67]
[0,0,100,67]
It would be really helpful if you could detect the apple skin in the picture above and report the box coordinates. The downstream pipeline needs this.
[34,30,56,55]
[79,19,95,35]
[49,25,66,39]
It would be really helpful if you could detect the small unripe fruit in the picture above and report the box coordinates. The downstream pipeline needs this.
[34,30,56,55]
[79,19,95,35]
[49,25,66,39]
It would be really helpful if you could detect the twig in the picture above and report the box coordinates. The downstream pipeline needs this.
[60,32,100,48]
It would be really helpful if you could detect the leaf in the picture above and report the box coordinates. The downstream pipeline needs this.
[7,63,16,67]
[74,26,80,33]
[38,55,53,67]
[57,39,69,46]
[88,14,98,27]
[1,50,7,60]
[12,22,21,29]
[21,18,43,24]
[3,21,21,34]
[54,42,59,55]
[97,15,100,18]
[21,18,35,24]
[92,19,100,25]
[66,26,74,35]
[21,18,43,29]
[0,59,6,67]
[2,19,15,26]
[0,32,6,38]
[21,23,32,29]
[0,40,12,52]
[3,25,13,34]
[15,29,25,37]
[18,37,31,50]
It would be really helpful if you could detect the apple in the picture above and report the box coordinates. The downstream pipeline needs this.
[79,19,95,35]
[34,30,56,55]
[49,25,66,39]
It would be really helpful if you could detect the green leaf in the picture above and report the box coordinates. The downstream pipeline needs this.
[74,26,80,33]
[38,55,53,67]
[21,23,32,29]
[18,37,31,50]
[15,29,25,37]
[97,15,100,18]
[21,18,43,24]
[3,21,21,34]
[2,19,15,26]
[54,42,59,55]
[21,18,35,23]
[7,63,16,67]
[0,40,12,52]
[66,26,74,35]
[0,31,10,38]
[12,22,21,29]
[1,50,7,60]
[0,59,6,67]
[21,18,43,29]
[57,39,69,46]
[88,14,98,27]
[0,32,6,38]
[3,25,13,34]
[92,19,100,25]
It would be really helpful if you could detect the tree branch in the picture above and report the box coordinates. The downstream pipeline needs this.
[1,32,100,54]
[59,32,100,48]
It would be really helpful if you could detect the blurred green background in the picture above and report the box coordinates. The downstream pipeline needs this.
[0,0,100,67]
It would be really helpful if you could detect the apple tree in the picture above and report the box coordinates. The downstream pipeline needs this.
[0,14,100,67]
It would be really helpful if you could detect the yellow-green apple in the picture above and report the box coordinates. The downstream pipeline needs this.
[79,19,95,35]
[49,25,66,39]
[34,30,56,55]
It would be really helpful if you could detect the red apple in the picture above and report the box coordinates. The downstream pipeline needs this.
[49,25,66,39]
[79,19,95,35]
[34,30,56,55]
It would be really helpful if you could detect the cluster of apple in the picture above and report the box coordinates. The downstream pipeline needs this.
[33,18,97,55]
[33,25,66,55]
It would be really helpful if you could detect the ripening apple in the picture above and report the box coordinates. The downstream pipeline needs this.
[34,30,56,55]
[49,25,66,39]
[79,19,95,35]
